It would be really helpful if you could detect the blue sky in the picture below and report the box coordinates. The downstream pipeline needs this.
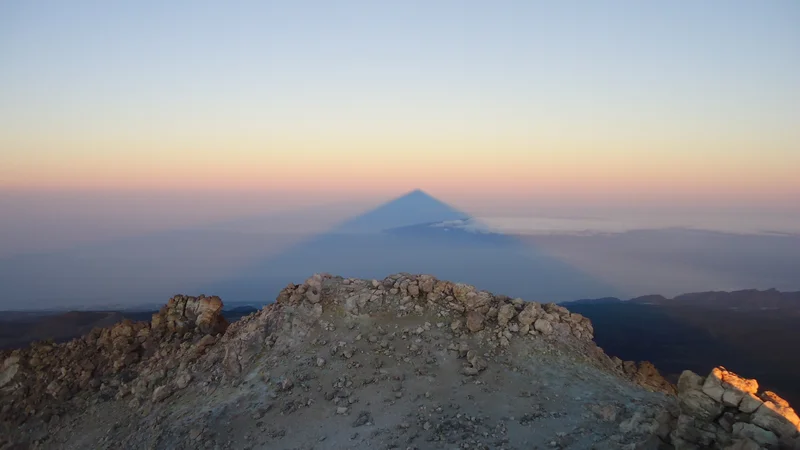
[1,1,798,202]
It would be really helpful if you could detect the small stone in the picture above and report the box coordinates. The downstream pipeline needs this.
[175,372,192,390]
[152,385,174,403]
[462,367,480,376]
[352,411,372,427]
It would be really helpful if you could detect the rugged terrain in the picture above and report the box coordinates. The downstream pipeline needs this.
[564,290,800,405]
[1,274,798,449]
[0,307,259,350]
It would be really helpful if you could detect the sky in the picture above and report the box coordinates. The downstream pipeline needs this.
[1,0,799,254]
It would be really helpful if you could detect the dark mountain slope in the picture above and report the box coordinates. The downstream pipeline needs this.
[565,289,800,405]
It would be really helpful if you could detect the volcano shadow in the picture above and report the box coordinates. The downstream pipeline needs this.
[200,190,621,304]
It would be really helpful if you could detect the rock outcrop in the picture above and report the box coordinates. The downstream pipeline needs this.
[672,367,800,449]
[0,295,228,427]
[1,273,796,450]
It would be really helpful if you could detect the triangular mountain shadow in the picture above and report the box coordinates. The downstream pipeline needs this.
[333,189,468,234]
[201,189,621,304]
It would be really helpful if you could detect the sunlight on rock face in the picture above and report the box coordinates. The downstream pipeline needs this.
[677,366,800,448]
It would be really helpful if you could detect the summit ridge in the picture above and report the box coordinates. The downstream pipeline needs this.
[1,273,797,449]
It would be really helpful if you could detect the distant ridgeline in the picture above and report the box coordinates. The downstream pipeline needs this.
[563,289,800,406]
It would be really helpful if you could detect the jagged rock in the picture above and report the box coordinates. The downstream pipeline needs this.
[516,302,540,333]
[671,368,800,449]
[678,385,724,422]
[152,295,228,335]
[751,395,800,439]
[2,273,797,450]
[703,368,727,402]
[702,367,759,408]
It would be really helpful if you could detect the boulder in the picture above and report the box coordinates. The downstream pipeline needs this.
[517,303,540,327]
[466,311,485,333]
[452,283,475,305]
[533,318,553,335]
[496,304,516,327]
[678,371,705,394]
[152,295,228,336]
[418,275,435,293]
[679,389,723,422]
[304,274,323,303]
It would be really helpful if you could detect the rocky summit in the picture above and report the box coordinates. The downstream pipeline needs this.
[1,274,798,450]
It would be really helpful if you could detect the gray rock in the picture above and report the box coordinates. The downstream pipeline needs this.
[739,393,764,413]
[732,422,779,447]
[722,389,746,407]
[701,371,725,402]
[724,438,763,450]
[175,372,192,390]
[152,385,174,403]
[677,371,705,394]
[533,319,553,335]
[678,390,723,422]
[497,303,516,327]
[0,358,19,389]
[672,414,717,447]
[352,411,372,427]
[517,303,539,327]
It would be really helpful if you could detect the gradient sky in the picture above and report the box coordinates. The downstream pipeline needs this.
[1,0,799,206]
